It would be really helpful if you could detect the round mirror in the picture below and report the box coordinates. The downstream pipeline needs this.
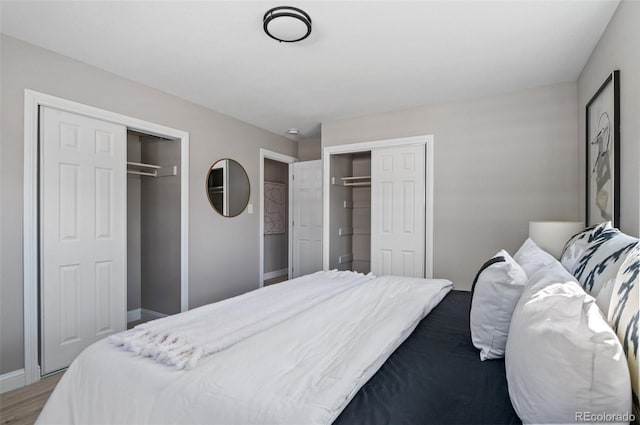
[206,159,250,217]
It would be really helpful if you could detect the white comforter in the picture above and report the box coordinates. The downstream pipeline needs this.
[110,270,373,369]
[37,275,452,425]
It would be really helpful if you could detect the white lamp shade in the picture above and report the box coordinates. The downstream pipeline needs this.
[529,221,584,259]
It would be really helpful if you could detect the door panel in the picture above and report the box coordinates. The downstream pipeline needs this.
[59,164,80,240]
[95,260,114,335]
[41,107,126,374]
[291,160,323,278]
[371,145,425,278]
[60,265,81,344]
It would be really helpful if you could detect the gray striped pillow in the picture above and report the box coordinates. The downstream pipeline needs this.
[608,246,639,420]
[572,227,638,301]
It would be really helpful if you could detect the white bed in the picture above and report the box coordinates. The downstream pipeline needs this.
[37,271,452,425]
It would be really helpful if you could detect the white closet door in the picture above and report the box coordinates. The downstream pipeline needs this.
[40,107,127,374]
[371,145,425,277]
[291,160,323,278]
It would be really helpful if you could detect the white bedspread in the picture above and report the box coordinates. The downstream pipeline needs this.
[109,270,372,369]
[37,275,452,425]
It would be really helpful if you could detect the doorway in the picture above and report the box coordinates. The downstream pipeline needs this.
[322,135,434,278]
[23,90,189,385]
[263,158,290,285]
[258,149,297,287]
[126,131,182,328]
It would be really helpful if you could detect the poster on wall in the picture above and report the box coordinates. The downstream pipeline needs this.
[264,181,286,234]
[586,70,620,228]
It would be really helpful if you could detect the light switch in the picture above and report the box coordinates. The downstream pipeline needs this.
[247,203,253,214]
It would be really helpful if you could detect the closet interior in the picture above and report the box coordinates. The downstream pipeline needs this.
[126,130,181,325]
[329,151,372,273]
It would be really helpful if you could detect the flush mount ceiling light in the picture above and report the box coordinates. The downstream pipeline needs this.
[287,128,300,136]
[263,6,312,43]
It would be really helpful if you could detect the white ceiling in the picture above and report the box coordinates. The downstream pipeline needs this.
[1,1,619,140]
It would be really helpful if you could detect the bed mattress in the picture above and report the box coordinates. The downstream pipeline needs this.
[333,290,521,425]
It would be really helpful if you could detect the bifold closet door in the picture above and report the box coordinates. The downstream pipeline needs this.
[291,160,323,278]
[371,145,425,278]
[40,107,127,374]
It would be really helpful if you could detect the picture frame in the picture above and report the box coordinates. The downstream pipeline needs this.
[585,70,620,228]
[264,181,287,234]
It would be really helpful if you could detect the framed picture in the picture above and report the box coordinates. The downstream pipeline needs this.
[264,181,287,234]
[586,70,620,227]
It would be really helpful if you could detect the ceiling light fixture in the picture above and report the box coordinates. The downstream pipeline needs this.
[287,128,300,136]
[263,6,312,43]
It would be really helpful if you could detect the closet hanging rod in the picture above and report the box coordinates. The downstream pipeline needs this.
[127,170,157,177]
[343,182,371,187]
[126,161,161,169]
[340,176,371,181]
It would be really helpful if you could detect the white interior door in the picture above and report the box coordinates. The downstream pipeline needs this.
[291,160,323,278]
[40,107,127,374]
[371,144,425,277]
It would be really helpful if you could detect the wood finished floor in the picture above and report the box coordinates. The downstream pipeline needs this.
[0,372,63,425]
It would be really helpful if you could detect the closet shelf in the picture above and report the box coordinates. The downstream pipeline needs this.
[127,161,161,170]
[338,254,353,264]
[340,176,371,181]
[340,175,371,187]
[332,176,372,187]
[338,227,353,236]
[127,170,157,177]
[343,201,370,209]
[127,162,177,178]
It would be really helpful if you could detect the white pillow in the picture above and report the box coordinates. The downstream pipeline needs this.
[470,250,527,361]
[505,263,632,424]
[560,221,612,272]
[513,238,556,278]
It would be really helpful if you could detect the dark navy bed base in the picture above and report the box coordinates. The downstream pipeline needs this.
[334,290,521,425]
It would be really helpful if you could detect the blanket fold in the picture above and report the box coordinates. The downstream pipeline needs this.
[109,270,373,369]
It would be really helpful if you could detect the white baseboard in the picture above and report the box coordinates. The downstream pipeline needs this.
[127,308,141,322]
[1,369,25,394]
[264,268,288,280]
[141,309,168,320]
[129,308,168,322]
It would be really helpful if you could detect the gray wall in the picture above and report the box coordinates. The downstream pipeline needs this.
[577,0,640,237]
[322,82,579,290]
[263,159,288,275]
[140,137,182,315]
[127,133,142,311]
[0,35,296,373]
[298,138,321,161]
